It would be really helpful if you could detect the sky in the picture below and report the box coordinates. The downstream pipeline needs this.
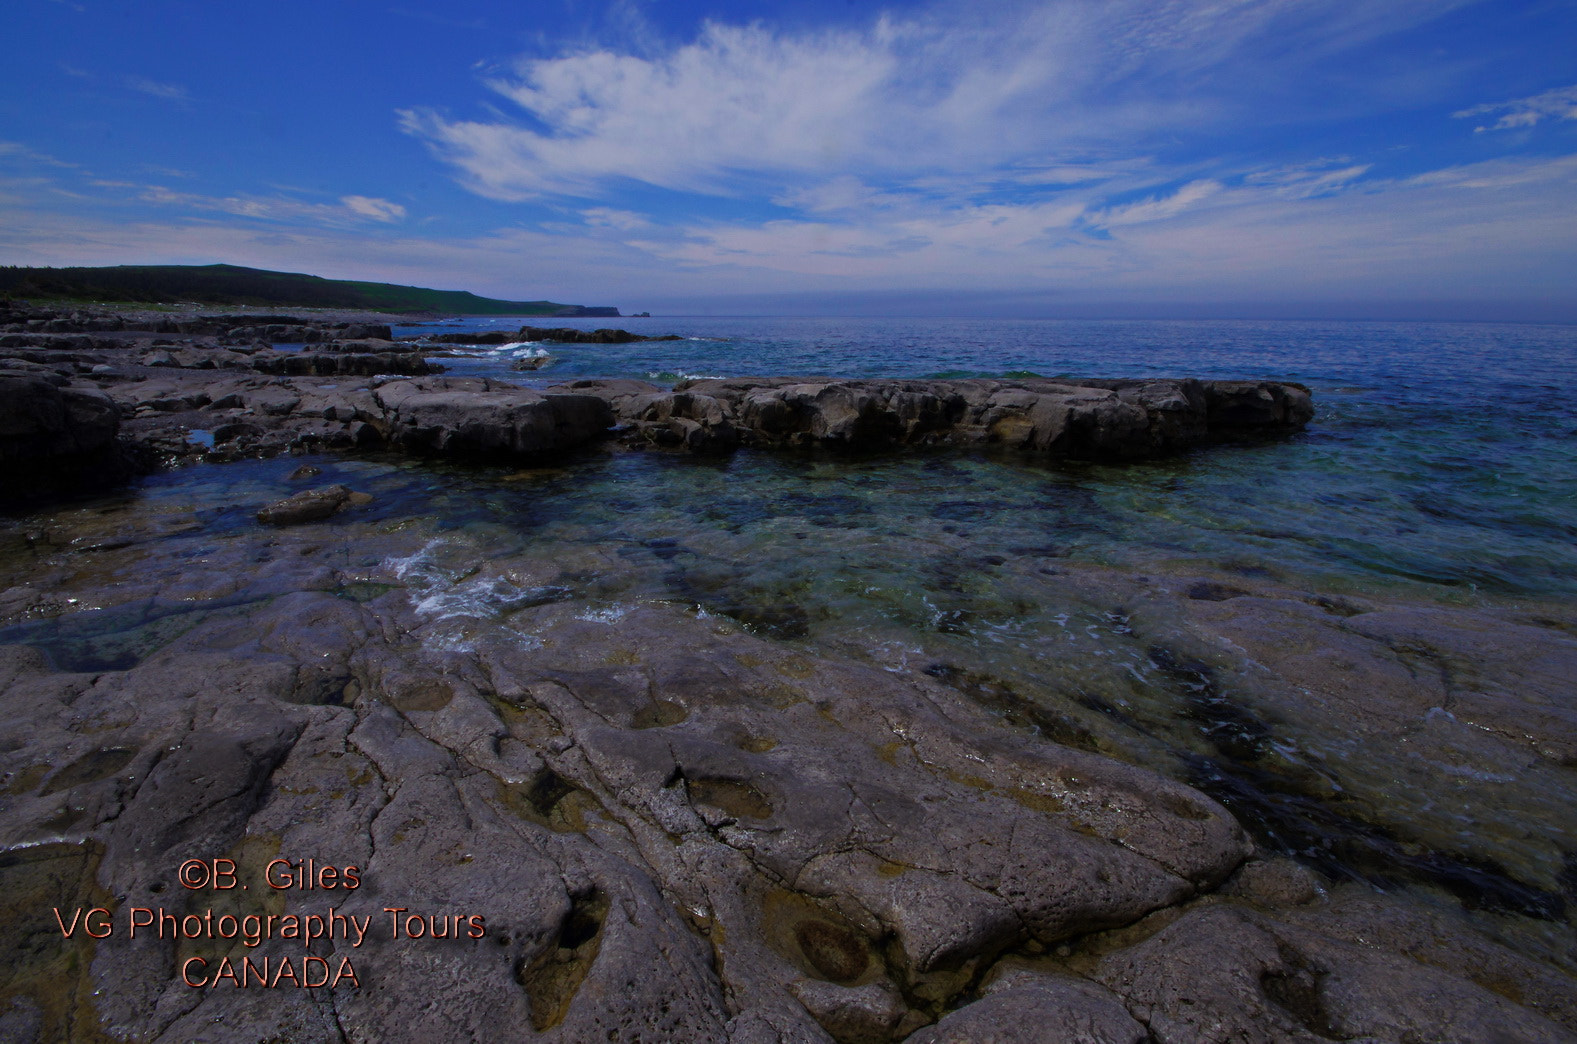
[2,0,1575,318]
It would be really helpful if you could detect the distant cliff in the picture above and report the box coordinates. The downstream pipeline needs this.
[0,263,619,316]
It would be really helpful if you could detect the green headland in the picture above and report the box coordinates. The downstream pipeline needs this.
[0,263,618,316]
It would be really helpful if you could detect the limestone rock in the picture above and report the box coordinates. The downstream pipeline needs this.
[373,376,613,457]
[908,976,1147,1044]
[256,484,357,525]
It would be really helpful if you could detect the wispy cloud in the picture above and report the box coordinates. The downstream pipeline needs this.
[1,150,1572,313]
[126,76,190,102]
[1088,179,1223,228]
[9,0,1571,317]
[0,141,77,169]
[341,195,408,222]
[403,0,1471,204]
[1454,84,1577,133]
[139,186,406,226]
[579,207,651,230]
[1244,161,1372,199]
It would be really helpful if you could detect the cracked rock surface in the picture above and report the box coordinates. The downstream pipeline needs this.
[1,487,1573,1043]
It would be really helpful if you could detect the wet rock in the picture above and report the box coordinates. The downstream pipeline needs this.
[0,544,1569,1042]
[255,484,356,525]
[1094,904,1576,1044]
[587,376,1311,460]
[484,601,1250,1009]
[1201,380,1317,431]
[787,977,910,1041]
[1222,856,1324,906]
[1167,587,1577,902]
[514,326,680,344]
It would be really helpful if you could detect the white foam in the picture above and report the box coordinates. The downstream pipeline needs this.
[574,605,633,624]
[385,541,567,637]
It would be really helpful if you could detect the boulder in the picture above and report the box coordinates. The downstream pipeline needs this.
[256,484,357,525]
[372,376,612,457]
[0,374,125,502]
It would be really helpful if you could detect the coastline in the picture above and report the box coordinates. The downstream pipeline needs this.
[1,304,1574,1042]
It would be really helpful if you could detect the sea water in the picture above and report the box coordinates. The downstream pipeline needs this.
[399,315,1577,599]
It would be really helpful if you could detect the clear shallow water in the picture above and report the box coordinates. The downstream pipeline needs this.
[397,315,1577,599]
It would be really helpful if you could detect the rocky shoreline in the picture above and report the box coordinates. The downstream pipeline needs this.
[1,304,1574,1043]
[0,302,1313,506]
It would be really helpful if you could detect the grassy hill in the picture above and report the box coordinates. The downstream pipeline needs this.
[0,263,618,316]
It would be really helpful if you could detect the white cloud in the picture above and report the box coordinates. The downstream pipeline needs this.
[139,186,407,226]
[401,19,902,199]
[1088,179,1223,228]
[772,176,912,215]
[612,152,1577,301]
[403,0,1464,202]
[579,206,651,230]
[1400,152,1577,191]
[0,141,77,169]
[1,151,1573,311]
[126,77,189,101]
[1454,84,1577,133]
[1243,161,1371,198]
[341,195,408,222]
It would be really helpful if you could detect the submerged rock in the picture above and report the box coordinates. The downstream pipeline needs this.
[256,484,364,525]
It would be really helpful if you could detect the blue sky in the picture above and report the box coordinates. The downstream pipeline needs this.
[3,0,1575,317]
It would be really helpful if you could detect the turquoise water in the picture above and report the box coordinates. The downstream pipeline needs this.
[399,315,1577,599]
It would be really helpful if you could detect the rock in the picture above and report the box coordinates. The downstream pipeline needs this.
[0,375,126,502]
[255,484,355,525]
[580,377,1311,460]
[908,976,1147,1043]
[428,330,518,345]
[0,524,1570,1042]
[251,351,438,377]
[1094,905,1575,1044]
[1222,856,1324,906]
[1201,380,1316,431]
[316,338,418,354]
[373,376,613,457]
[338,323,393,341]
[516,326,681,344]
[212,421,264,444]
